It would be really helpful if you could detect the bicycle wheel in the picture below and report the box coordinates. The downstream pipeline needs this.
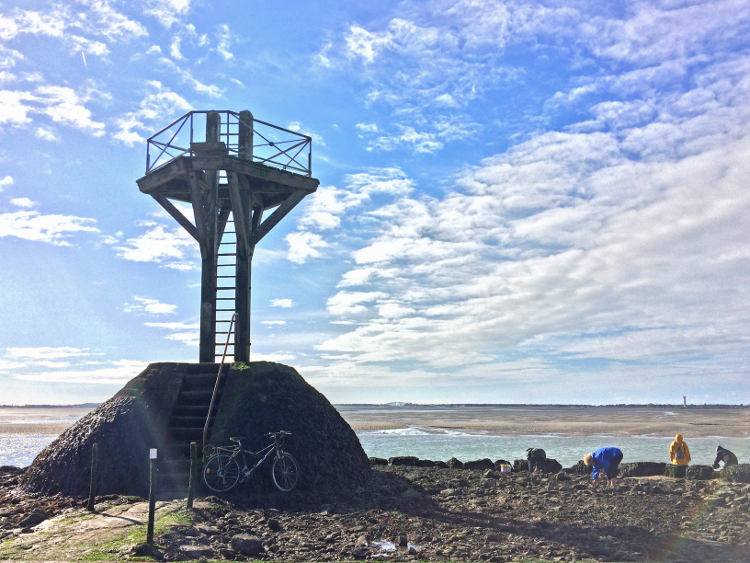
[202,453,241,493]
[271,451,299,492]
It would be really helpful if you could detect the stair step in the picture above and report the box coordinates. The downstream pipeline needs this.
[170,415,211,426]
[171,405,211,417]
[170,428,204,440]
[182,371,224,386]
[179,389,213,402]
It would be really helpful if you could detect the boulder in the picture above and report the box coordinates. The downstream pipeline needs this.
[369,457,388,466]
[230,534,265,556]
[389,456,420,466]
[685,464,717,480]
[721,463,750,483]
[463,458,494,471]
[543,458,562,473]
[619,462,666,477]
[22,362,370,496]
[415,459,440,467]
[447,457,464,469]
[664,465,687,478]
[565,460,592,475]
[513,459,528,472]
[493,459,511,469]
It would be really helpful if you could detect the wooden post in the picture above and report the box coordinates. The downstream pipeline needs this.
[238,110,253,161]
[147,448,157,545]
[187,442,197,508]
[234,110,254,362]
[197,111,221,363]
[86,443,98,512]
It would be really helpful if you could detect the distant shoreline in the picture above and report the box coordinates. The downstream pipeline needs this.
[1,402,746,408]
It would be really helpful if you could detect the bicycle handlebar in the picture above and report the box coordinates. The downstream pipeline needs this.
[266,430,292,439]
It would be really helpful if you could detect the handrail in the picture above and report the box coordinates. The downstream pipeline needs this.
[145,110,313,177]
[202,312,236,457]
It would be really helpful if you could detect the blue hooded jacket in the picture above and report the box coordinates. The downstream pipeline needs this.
[590,447,623,480]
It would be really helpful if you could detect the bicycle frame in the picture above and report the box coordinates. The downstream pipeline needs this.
[212,440,277,481]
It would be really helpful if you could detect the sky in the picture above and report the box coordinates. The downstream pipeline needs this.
[1,0,749,405]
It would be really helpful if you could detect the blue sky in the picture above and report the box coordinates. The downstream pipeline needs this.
[1,0,749,405]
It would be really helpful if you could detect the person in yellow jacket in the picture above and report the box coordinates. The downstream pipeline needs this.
[669,433,691,465]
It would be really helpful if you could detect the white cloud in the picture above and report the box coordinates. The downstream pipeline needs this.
[145,320,199,347]
[10,197,35,208]
[0,176,13,190]
[144,0,192,28]
[0,85,105,136]
[12,360,148,384]
[317,122,750,381]
[285,231,328,264]
[34,125,59,142]
[326,290,387,316]
[271,298,293,308]
[124,296,177,315]
[355,122,378,134]
[0,209,99,246]
[112,83,191,146]
[116,223,197,270]
[34,85,105,136]
[5,346,91,360]
[216,23,233,60]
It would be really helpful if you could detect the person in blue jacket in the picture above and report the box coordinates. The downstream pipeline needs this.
[583,447,623,486]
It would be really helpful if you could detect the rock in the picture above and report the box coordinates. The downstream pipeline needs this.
[664,465,687,478]
[230,533,265,555]
[685,464,717,480]
[619,462,666,477]
[18,508,48,528]
[565,460,592,475]
[266,518,282,531]
[463,458,494,470]
[390,456,420,466]
[178,543,214,558]
[128,543,164,560]
[513,459,528,472]
[447,457,464,469]
[415,459,440,467]
[543,458,563,473]
[397,533,408,547]
[722,464,750,483]
[369,457,388,466]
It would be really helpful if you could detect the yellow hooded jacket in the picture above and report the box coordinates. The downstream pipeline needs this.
[669,434,691,465]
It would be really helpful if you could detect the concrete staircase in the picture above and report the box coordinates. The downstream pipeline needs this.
[158,365,228,497]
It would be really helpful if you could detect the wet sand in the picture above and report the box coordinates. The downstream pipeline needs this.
[0,406,94,436]
[337,405,750,437]
[2,404,749,439]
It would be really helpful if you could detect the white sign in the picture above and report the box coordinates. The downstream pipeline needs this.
[149,448,158,460]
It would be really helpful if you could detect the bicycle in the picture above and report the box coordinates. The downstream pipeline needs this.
[202,431,299,493]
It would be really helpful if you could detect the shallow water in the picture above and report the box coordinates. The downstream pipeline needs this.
[0,435,58,467]
[357,427,749,468]
[1,405,748,469]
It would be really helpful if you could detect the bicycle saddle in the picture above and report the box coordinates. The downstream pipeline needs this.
[229,436,244,443]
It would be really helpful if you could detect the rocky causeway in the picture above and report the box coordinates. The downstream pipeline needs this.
[2,459,749,562]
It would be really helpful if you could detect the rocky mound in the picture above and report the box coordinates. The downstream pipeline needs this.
[208,362,370,492]
[21,362,370,497]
